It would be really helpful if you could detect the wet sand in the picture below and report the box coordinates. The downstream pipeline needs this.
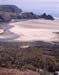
[0,19,59,42]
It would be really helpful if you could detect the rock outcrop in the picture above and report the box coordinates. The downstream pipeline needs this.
[0,5,22,22]
[17,12,54,20]
[0,5,54,22]
[39,13,54,20]
[17,12,39,19]
[0,5,22,13]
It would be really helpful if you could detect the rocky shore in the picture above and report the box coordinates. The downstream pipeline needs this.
[0,5,54,22]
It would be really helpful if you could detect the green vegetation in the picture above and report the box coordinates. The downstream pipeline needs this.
[0,42,59,73]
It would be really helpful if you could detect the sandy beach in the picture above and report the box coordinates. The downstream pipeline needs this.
[0,19,59,42]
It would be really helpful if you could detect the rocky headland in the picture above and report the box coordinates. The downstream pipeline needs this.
[0,5,54,22]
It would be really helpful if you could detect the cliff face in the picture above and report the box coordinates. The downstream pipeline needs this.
[0,5,22,22]
[16,12,39,19]
[17,12,54,20]
[0,5,54,22]
[0,5,22,13]
[39,13,54,20]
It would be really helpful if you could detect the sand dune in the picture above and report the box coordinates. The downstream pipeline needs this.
[0,19,59,42]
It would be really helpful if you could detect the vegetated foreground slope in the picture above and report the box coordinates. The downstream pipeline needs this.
[0,19,59,74]
[0,41,59,72]
[0,68,40,75]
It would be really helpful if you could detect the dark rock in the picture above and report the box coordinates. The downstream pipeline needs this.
[17,12,54,20]
[47,15,54,20]
[0,5,22,22]
[0,14,12,22]
[39,13,54,20]
[17,12,39,19]
[39,13,47,18]
[0,5,22,13]
[0,16,4,22]
[0,5,54,22]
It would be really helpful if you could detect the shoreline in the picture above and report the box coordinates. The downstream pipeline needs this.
[0,19,59,43]
[0,40,59,47]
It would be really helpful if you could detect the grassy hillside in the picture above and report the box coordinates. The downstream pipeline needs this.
[0,42,59,72]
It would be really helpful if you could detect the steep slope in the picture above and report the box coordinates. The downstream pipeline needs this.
[0,5,22,22]
[0,5,22,13]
